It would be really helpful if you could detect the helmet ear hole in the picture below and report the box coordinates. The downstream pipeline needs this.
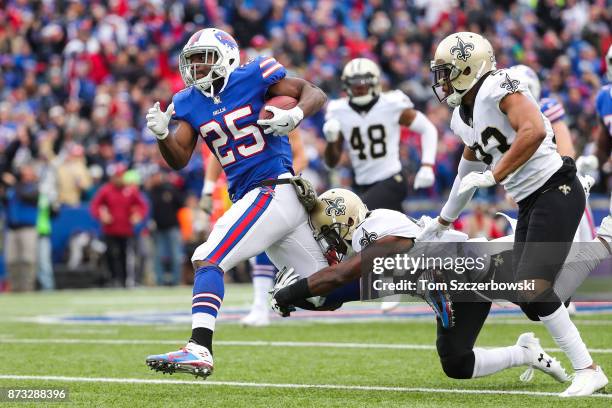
[348,218,355,227]
[229,58,235,65]
[463,66,471,76]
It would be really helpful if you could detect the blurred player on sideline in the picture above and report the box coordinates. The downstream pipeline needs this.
[323,57,439,312]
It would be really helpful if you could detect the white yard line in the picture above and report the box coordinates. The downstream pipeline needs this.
[0,374,609,398]
[3,337,612,354]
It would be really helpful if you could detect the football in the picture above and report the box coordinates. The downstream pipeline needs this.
[259,95,298,120]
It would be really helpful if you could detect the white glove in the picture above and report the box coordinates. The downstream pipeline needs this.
[322,118,341,143]
[576,155,599,177]
[413,166,435,189]
[458,170,496,195]
[270,266,299,317]
[146,102,174,140]
[416,216,450,242]
[257,105,304,136]
[578,174,595,199]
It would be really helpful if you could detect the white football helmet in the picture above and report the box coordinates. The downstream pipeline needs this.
[606,44,612,81]
[431,32,496,107]
[508,64,541,100]
[341,58,382,105]
[179,28,240,97]
[309,189,368,256]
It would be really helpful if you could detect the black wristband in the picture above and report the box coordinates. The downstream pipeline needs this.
[289,278,313,300]
[276,278,312,305]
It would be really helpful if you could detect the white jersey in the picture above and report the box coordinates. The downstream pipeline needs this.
[450,69,563,202]
[326,90,413,185]
[351,209,420,253]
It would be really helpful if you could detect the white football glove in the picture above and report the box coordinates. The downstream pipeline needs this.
[578,174,595,199]
[257,106,304,136]
[146,102,174,140]
[322,118,341,143]
[270,266,299,317]
[458,170,496,195]
[413,166,435,189]
[416,216,450,242]
[576,155,599,175]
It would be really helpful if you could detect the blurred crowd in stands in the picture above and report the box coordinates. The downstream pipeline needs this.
[0,0,610,291]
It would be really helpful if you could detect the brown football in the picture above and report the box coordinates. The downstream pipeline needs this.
[259,96,298,120]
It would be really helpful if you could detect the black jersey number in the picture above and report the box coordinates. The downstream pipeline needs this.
[349,124,386,160]
[470,127,510,165]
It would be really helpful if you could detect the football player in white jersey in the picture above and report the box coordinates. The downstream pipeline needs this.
[416,32,606,396]
[271,189,612,391]
[323,58,439,213]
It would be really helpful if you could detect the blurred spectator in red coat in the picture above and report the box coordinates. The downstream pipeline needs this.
[90,163,148,287]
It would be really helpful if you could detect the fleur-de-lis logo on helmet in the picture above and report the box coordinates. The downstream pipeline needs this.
[500,73,520,93]
[359,228,378,248]
[323,197,346,217]
[450,37,475,62]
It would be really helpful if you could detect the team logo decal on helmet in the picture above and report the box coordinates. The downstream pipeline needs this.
[214,31,238,49]
[500,73,520,93]
[323,197,346,217]
[450,37,475,62]
[359,228,378,248]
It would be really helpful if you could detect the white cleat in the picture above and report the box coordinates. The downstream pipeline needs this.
[518,332,569,383]
[240,308,270,327]
[380,301,400,313]
[560,366,608,397]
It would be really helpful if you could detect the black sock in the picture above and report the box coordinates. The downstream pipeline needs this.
[190,327,213,354]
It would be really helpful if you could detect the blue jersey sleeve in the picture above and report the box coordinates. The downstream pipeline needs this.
[171,88,193,124]
[254,55,287,87]
[540,97,565,123]
[596,85,612,118]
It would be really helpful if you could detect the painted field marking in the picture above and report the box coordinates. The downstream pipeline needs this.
[0,375,609,398]
[2,337,612,354]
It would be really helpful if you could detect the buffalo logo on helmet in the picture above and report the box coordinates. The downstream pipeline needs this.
[359,228,378,248]
[214,31,238,49]
[450,37,475,62]
[322,197,346,217]
[500,73,520,93]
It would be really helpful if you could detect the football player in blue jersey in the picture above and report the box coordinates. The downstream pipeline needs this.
[596,45,612,215]
[144,28,329,378]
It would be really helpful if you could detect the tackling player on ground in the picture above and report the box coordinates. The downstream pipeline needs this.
[144,28,329,378]
[417,32,606,396]
[270,188,612,393]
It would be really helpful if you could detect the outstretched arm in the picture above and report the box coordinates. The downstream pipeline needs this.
[273,236,414,305]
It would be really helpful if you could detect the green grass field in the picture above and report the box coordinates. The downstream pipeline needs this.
[1,285,611,407]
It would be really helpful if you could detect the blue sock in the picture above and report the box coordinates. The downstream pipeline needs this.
[191,265,225,350]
